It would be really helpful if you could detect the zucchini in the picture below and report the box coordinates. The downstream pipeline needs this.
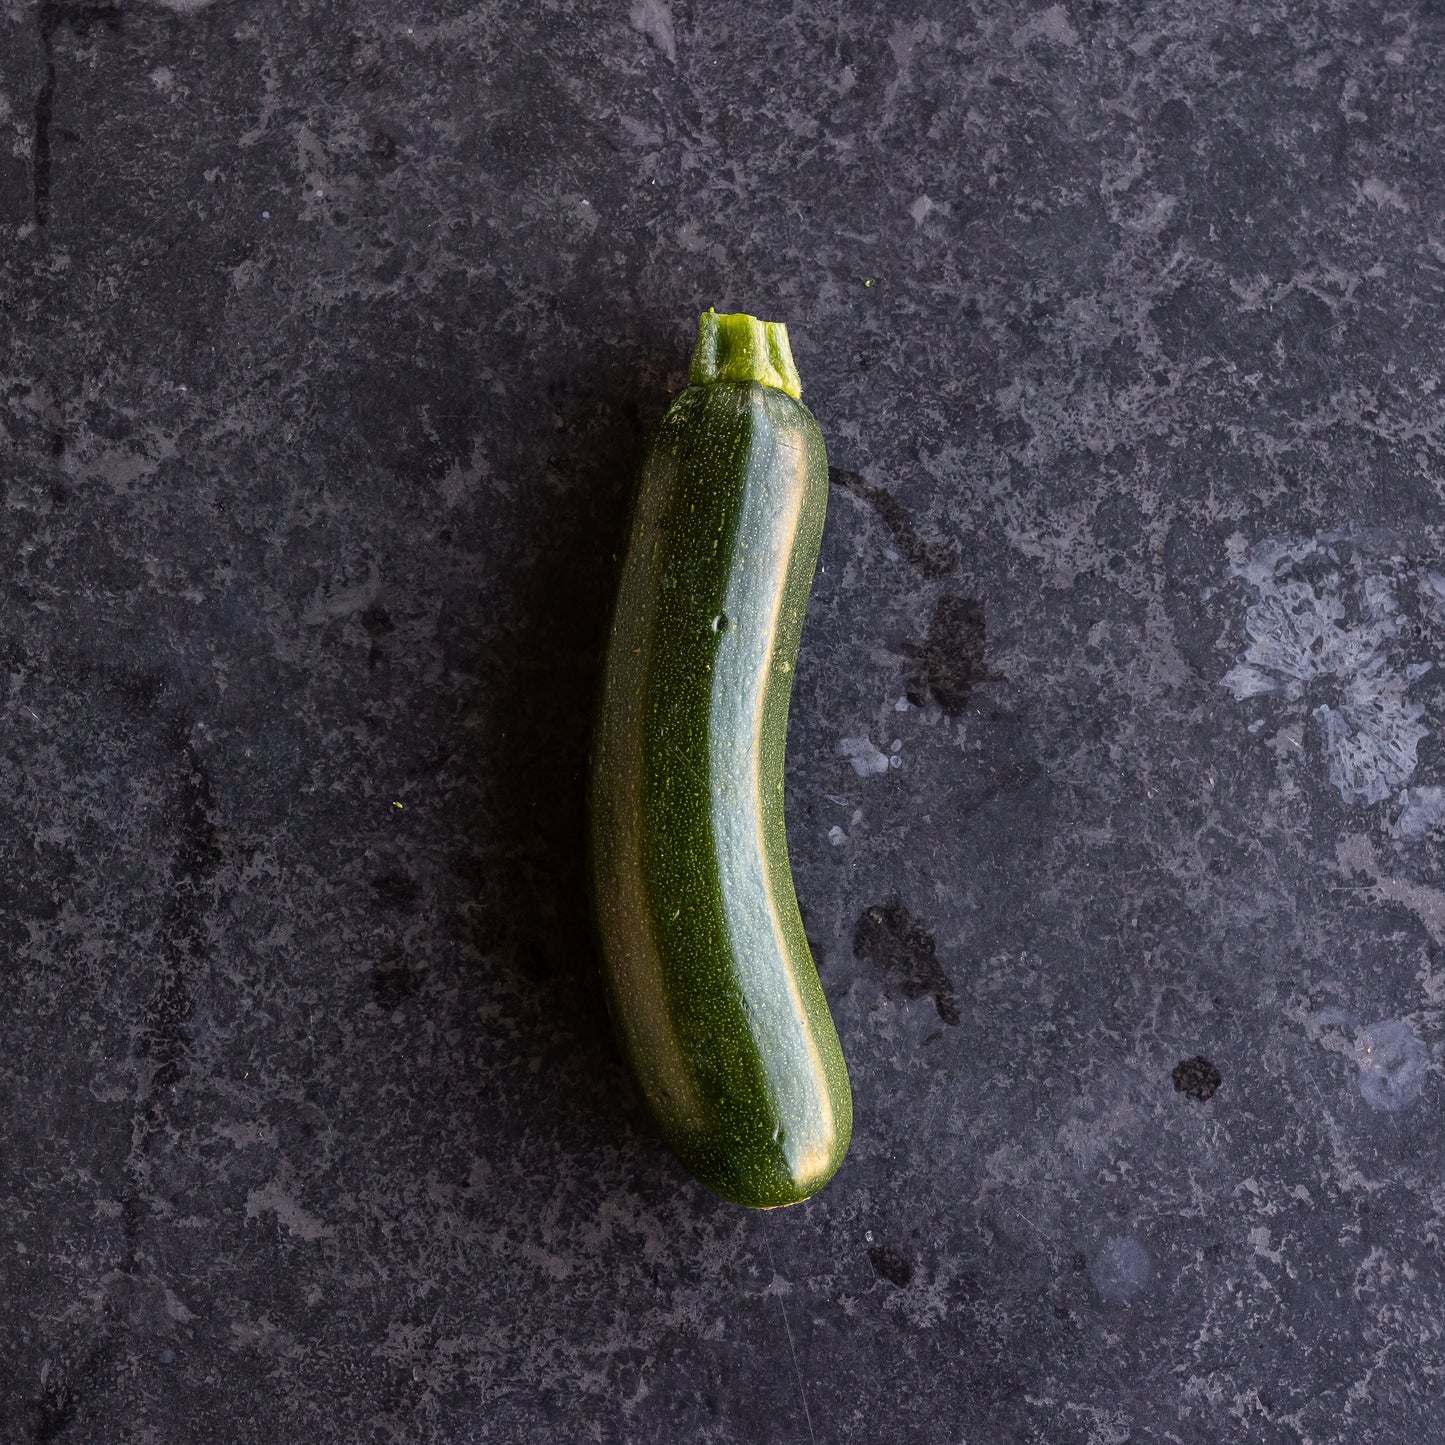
[588,310,852,1208]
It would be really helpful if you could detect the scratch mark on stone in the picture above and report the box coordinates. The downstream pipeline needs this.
[1007,1202,1048,1242]
[763,1235,816,1445]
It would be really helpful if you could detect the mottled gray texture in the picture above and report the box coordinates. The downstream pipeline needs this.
[3,1,1445,1441]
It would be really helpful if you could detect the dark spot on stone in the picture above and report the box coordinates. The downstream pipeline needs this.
[806,937,828,975]
[1155,97,1194,136]
[1053,1304,1071,1319]
[828,467,957,578]
[371,953,422,1007]
[515,940,553,982]
[33,2,124,226]
[451,852,487,888]
[369,873,420,913]
[57,2,120,38]
[379,1362,425,1414]
[446,910,509,954]
[361,602,394,668]
[33,1375,77,1443]
[202,826,254,871]
[852,900,959,1025]
[368,130,397,160]
[115,668,167,710]
[868,1245,912,1287]
[343,32,387,86]
[166,725,226,884]
[904,594,995,716]
[360,603,394,638]
[33,58,56,226]
[1172,1055,1222,1101]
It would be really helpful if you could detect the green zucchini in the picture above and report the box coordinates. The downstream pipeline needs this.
[588,309,852,1208]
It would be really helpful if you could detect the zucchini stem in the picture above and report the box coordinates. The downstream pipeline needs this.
[689,309,802,399]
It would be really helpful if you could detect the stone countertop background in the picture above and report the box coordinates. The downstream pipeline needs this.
[4,2,1445,1441]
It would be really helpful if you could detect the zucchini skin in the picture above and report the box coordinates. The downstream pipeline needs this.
[588,359,852,1209]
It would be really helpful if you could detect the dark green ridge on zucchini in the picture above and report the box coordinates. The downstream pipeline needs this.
[588,310,852,1208]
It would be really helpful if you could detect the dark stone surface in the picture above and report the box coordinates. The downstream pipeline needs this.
[4,1,1445,1440]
